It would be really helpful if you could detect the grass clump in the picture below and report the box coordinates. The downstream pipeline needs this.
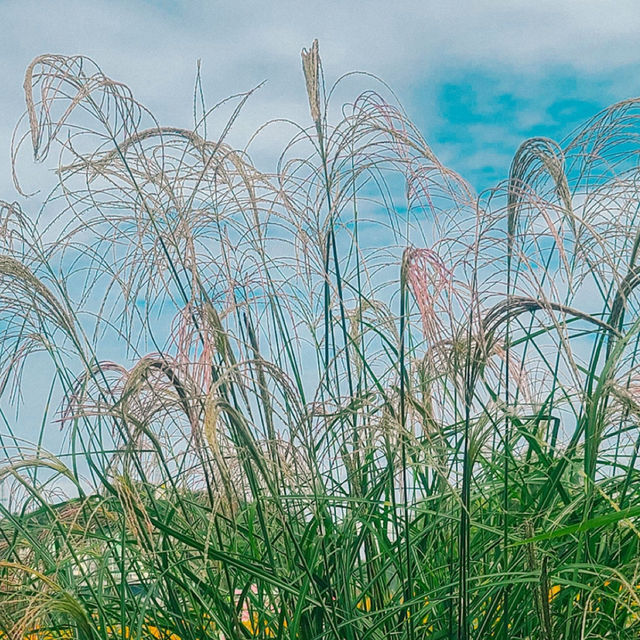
[1,41,640,639]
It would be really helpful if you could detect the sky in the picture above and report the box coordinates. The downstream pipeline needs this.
[2,0,640,199]
[2,0,640,482]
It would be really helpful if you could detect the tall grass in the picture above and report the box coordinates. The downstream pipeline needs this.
[1,42,640,639]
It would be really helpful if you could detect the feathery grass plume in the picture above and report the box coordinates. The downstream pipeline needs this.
[301,39,322,132]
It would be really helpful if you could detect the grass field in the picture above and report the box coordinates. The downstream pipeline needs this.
[1,41,640,639]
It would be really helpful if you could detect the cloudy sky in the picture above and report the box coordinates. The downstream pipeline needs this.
[3,0,640,199]
[1,0,640,485]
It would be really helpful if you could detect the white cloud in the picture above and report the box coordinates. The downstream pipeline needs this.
[1,0,640,198]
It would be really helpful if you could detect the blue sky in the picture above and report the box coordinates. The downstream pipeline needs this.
[423,70,620,191]
[1,0,640,490]
[2,0,640,197]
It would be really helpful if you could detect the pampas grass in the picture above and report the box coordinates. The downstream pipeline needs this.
[1,40,640,639]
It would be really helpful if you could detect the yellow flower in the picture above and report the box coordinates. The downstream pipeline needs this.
[240,613,275,638]
[548,585,561,602]
[241,613,259,635]
[146,626,182,640]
